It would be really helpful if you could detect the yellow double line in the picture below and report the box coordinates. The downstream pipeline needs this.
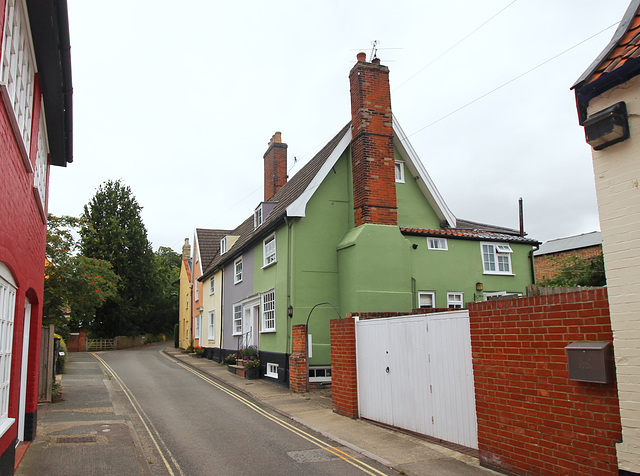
[160,351,388,476]
[92,353,184,476]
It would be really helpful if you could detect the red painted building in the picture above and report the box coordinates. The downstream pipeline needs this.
[0,0,72,472]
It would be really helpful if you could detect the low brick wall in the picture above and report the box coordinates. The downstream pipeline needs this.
[469,288,621,475]
[289,324,307,392]
[330,317,358,418]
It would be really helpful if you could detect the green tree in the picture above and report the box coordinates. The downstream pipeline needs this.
[540,252,606,287]
[44,215,119,340]
[80,180,156,337]
[149,246,181,334]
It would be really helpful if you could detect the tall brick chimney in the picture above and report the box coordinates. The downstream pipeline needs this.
[349,52,397,226]
[182,238,191,259]
[263,132,288,201]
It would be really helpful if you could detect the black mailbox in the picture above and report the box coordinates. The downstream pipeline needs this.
[565,342,613,384]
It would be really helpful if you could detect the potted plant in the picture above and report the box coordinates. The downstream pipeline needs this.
[242,345,258,360]
[244,359,261,379]
[194,346,204,358]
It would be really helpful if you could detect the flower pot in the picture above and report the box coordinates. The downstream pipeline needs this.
[245,367,260,379]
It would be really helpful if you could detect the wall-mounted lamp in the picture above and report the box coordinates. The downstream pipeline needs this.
[288,305,294,318]
[584,101,629,150]
[412,243,418,250]
[476,282,484,292]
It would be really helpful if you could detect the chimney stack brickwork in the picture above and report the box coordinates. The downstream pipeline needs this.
[263,131,288,202]
[349,53,398,227]
[182,238,191,259]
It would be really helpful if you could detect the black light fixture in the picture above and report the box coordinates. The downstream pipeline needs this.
[287,305,294,318]
[476,282,483,292]
[583,101,630,150]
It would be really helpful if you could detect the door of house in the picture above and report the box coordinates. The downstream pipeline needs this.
[355,310,478,449]
[242,299,260,348]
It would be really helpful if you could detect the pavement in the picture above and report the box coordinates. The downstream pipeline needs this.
[17,345,498,476]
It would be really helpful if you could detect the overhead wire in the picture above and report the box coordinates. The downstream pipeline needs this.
[400,21,621,141]
[393,0,519,92]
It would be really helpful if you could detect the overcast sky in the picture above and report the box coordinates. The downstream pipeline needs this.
[49,0,632,252]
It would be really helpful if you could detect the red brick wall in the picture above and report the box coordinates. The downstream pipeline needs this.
[349,55,397,227]
[289,324,307,392]
[535,245,602,282]
[330,317,358,418]
[0,69,47,454]
[469,289,621,475]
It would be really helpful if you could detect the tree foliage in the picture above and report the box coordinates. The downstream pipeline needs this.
[540,252,606,288]
[81,180,156,337]
[44,215,119,339]
[149,246,181,333]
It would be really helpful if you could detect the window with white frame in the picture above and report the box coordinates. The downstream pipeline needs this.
[394,161,405,183]
[194,278,199,301]
[208,311,215,341]
[262,290,275,332]
[481,242,513,275]
[418,291,435,309]
[233,304,242,335]
[234,257,243,284]
[220,236,227,255]
[447,292,464,309]
[194,314,201,340]
[263,234,276,267]
[427,237,448,250]
[254,205,263,229]
[1,0,36,159]
[33,105,48,210]
[266,362,278,379]
[209,276,215,295]
[0,264,16,436]
[309,367,332,383]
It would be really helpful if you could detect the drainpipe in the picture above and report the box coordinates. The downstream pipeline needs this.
[285,217,294,357]
[529,244,539,285]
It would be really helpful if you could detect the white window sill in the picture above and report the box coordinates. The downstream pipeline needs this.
[483,271,515,276]
[265,373,278,379]
[261,260,277,270]
[260,329,276,334]
[0,418,15,439]
[234,279,243,285]
[232,333,242,337]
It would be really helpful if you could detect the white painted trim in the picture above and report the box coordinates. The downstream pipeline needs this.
[427,237,448,251]
[392,115,457,228]
[266,362,278,378]
[418,291,436,309]
[286,126,353,217]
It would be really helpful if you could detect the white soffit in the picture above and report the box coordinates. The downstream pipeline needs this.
[286,126,353,218]
[393,115,457,228]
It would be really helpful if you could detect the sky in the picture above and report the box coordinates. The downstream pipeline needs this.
[49,0,633,252]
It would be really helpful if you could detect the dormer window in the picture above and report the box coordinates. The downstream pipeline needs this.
[220,236,227,255]
[254,205,263,229]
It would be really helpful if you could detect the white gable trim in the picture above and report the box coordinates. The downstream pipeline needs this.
[286,126,353,218]
[286,119,456,227]
[392,115,456,228]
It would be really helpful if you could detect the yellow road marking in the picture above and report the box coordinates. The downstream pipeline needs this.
[160,350,387,476]
[92,353,184,476]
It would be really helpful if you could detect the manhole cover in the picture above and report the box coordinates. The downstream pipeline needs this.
[288,449,340,463]
[57,436,97,444]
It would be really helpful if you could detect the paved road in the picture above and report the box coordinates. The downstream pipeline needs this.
[97,345,395,476]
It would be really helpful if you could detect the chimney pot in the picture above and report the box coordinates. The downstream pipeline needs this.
[372,57,381,65]
[357,52,366,62]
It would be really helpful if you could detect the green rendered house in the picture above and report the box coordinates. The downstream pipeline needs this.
[198,54,538,385]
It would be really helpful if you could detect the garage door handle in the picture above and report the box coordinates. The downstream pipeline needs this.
[385,366,389,373]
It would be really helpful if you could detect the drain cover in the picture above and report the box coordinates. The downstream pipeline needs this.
[288,449,340,463]
[57,436,97,444]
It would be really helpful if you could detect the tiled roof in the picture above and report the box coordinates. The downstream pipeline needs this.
[202,123,352,277]
[573,0,640,100]
[533,231,601,256]
[400,226,539,245]
[586,8,640,85]
[195,228,232,273]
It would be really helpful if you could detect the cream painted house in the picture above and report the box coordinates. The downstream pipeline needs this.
[200,269,223,347]
[573,1,640,471]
